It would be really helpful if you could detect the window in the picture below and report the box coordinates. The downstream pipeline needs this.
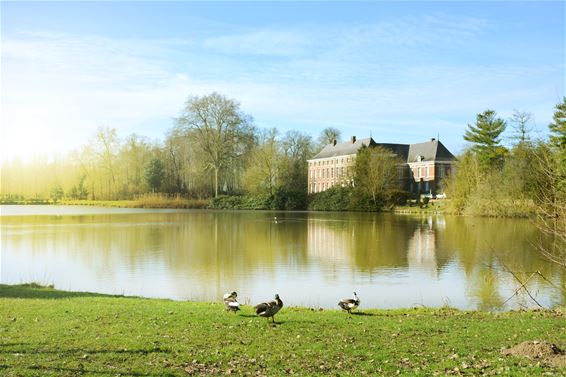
[425,167,429,178]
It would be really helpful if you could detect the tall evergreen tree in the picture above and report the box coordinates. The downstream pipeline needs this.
[145,157,165,192]
[464,110,507,170]
[549,97,566,151]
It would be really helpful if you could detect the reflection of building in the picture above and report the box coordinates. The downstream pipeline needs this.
[307,219,352,263]
[407,223,438,278]
[307,136,456,195]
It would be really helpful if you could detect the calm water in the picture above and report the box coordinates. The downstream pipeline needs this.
[1,205,564,310]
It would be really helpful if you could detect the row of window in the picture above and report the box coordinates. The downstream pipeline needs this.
[308,157,352,167]
[309,181,342,193]
[309,162,451,182]
[309,167,349,179]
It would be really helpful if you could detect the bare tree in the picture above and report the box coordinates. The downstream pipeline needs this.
[317,127,342,148]
[176,93,254,197]
[509,109,534,144]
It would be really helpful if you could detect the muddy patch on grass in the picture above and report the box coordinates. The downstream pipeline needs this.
[502,340,566,368]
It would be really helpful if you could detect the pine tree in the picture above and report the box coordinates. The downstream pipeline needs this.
[549,97,566,151]
[464,110,507,170]
[145,157,165,192]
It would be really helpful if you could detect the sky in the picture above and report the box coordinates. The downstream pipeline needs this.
[1,1,564,161]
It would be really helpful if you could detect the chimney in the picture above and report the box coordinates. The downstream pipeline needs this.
[431,138,436,141]
[332,139,337,146]
[351,136,356,144]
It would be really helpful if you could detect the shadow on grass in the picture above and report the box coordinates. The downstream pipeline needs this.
[0,342,36,347]
[0,284,123,300]
[351,311,375,316]
[0,347,170,355]
[26,365,156,376]
[238,314,258,318]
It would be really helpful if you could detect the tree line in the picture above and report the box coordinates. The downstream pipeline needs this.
[0,93,337,204]
[1,93,565,221]
[445,99,566,219]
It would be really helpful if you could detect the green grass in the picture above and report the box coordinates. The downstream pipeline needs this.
[393,199,449,214]
[1,284,565,376]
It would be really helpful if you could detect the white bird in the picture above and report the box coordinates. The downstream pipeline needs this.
[223,291,240,312]
[254,294,283,323]
[338,292,360,314]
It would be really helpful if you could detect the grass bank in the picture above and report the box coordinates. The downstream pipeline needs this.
[1,284,565,376]
[393,199,449,215]
[62,194,209,209]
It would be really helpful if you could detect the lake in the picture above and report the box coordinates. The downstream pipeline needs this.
[1,205,563,310]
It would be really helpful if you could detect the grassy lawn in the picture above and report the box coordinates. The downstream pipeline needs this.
[1,284,564,376]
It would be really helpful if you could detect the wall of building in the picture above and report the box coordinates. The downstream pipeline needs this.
[309,156,453,195]
[307,154,355,193]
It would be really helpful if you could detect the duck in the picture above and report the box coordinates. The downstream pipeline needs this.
[223,291,240,312]
[338,292,360,314]
[254,294,283,323]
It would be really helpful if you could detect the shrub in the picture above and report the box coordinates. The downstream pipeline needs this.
[308,186,353,211]
[385,189,413,206]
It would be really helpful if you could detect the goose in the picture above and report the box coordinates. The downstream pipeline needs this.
[223,291,240,312]
[254,294,283,323]
[338,292,360,314]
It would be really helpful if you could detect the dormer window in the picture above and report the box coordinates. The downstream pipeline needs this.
[416,155,423,162]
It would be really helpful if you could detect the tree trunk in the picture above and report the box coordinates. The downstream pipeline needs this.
[215,167,219,197]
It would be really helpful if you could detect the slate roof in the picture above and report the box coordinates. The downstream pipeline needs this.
[310,137,455,163]
[375,143,410,161]
[311,138,376,159]
[407,139,455,162]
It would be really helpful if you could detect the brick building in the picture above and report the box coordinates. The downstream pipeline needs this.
[307,136,455,195]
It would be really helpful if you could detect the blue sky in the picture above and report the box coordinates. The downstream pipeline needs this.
[1,1,564,160]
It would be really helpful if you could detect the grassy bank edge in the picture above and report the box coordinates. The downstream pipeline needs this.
[2,284,565,376]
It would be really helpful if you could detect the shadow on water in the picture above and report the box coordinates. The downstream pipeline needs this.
[0,284,123,300]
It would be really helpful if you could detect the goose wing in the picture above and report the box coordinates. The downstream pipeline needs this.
[254,300,277,316]
[338,298,357,310]
[224,296,240,311]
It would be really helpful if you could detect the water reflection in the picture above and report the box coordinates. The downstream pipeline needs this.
[1,206,564,309]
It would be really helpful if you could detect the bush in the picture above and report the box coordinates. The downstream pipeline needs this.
[348,193,384,211]
[385,189,413,206]
[208,191,308,210]
[308,186,353,211]
[270,189,308,210]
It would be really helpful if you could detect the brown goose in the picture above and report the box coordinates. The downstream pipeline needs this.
[223,291,240,312]
[338,292,360,314]
[254,294,283,323]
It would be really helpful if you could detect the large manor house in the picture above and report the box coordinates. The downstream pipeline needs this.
[307,136,456,196]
